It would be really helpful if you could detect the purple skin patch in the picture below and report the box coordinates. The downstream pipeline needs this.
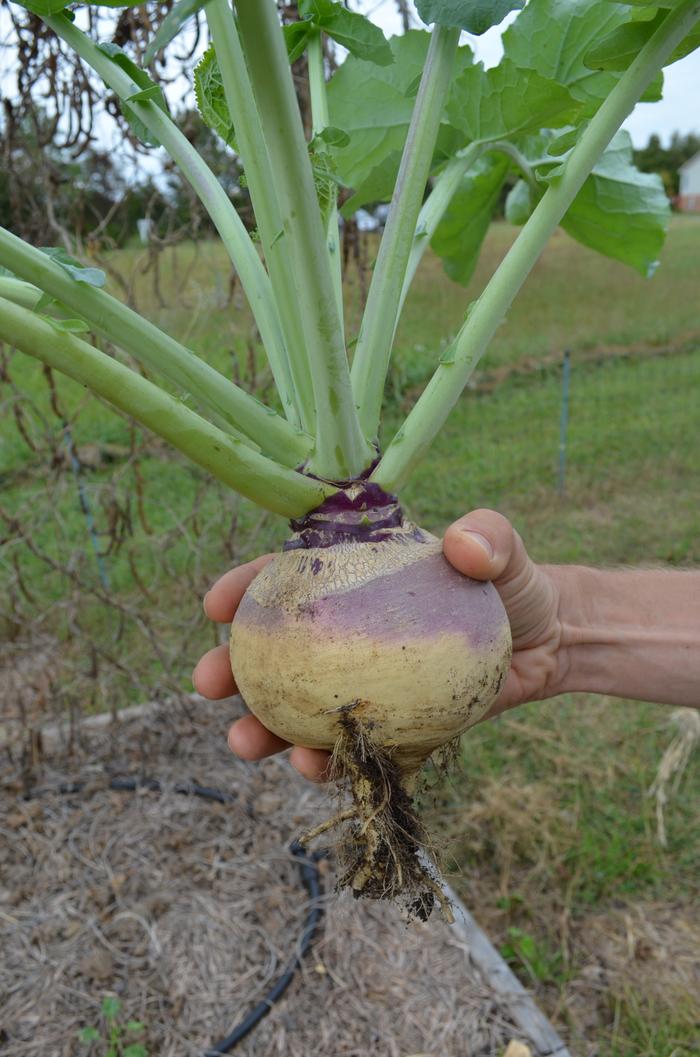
[241,552,506,651]
[285,482,409,550]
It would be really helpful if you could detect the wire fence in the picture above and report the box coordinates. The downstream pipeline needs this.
[451,341,700,507]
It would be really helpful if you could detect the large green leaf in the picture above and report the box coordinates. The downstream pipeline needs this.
[447,59,581,144]
[339,150,404,215]
[502,0,663,106]
[585,9,700,70]
[96,43,168,146]
[298,0,393,64]
[415,0,524,34]
[431,153,511,285]
[505,178,535,224]
[194,46,236,147]
[327,30,472,192]
[541,131,671,276]
[604,0,676,7]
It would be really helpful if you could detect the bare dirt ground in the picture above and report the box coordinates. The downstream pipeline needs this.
[1,699,536,1057]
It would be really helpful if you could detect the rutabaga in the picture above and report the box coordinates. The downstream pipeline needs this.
[3,0,699,917]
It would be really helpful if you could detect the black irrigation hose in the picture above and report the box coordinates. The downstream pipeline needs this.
[38,774,326,1055]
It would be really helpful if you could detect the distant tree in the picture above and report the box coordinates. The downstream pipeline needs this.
[634,131,700,199]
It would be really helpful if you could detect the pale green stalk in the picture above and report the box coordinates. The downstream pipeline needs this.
[373,0,700,493]
[235,0,373,481]
[489,141,539,192]
[0,277,41,310]
[0,297,331,517]
[45,13,294,423]
[0,226,309,466]
[307,30,344,328]
[398,143,483,322]
[205,0,314,432]
[351,25,460,443]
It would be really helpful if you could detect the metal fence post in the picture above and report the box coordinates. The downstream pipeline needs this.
[557,349,571,496]
[63,423,111,591]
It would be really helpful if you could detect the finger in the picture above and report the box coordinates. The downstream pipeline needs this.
[204,553,276,623]
[192,643,237,700]
[289,745,333,783]
[227,713,290,760]
[443,508,530,587]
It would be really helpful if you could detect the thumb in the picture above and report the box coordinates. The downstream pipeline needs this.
[442,509,520,583]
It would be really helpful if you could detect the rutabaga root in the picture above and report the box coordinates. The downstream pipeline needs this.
[299,711,454,923]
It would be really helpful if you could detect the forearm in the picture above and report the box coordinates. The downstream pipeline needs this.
[552,566,700,708]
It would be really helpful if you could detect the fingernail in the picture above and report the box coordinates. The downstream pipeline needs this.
[202,591,210,614]
[462,530,493,558]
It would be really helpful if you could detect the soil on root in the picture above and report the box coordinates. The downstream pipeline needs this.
[326,712,448,921]
[1,698,530,1057]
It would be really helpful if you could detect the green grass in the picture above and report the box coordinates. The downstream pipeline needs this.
[2,217,699,1055]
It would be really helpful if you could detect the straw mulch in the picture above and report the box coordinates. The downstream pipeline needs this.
[1,699,532,1057]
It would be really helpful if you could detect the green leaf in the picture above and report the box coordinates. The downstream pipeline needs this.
[502,0,648,107]
[144,0,211,65]
[13,0,70,14]
[78,1026,101,1043]
[39,248,106,287]
[194,46,236,148]
[126,1021,146,1033]
[447,59,581,144]
[101,996,121,1019]
[122,1046,147,1057]
[283,21,312,64]
[299,1,393,64]
[544,130,671,276]
[604,0,676,7]
[314,125,350,148]
[431,153,511,284]
[505,179,534,224]
[328,31,473,193]
[96,43,168,146]
[585,10,700,70]
[416,0,524,35]
[309,148,340,227]
[340,150,403,215]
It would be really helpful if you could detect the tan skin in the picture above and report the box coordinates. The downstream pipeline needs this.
[193,508,700,781]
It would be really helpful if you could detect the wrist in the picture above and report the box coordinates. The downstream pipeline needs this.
[537,564,595,698]
[546,565,700,707]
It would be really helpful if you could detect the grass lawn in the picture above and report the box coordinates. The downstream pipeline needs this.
[2,216,699,1055]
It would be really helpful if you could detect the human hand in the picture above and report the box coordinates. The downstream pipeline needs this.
[192,554,332,781]
[193,510,566,780]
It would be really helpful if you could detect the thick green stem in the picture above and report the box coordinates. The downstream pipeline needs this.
[235,0,372,481]
[398,143,483,322]
[45,13,292,418]
[351,25,460,443]
[205,0,315,432]
[0,226,310,466]
[0,297,331,517]
[0,277,42,310]
[373,0,700,493]
[307,30,344,328]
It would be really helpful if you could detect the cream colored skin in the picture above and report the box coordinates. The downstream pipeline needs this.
[230,532,512,775]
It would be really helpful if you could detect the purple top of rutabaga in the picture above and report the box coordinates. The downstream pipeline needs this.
[285,482,418,550]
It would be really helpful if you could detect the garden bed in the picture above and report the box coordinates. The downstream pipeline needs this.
[1,698,563,1057]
